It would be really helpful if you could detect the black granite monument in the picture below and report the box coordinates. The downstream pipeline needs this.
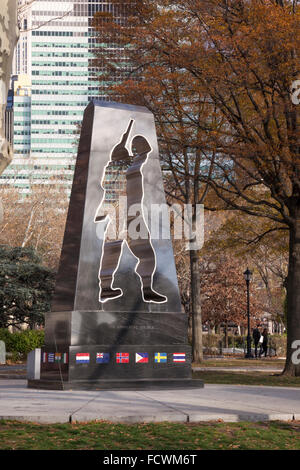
[28,102,203,390]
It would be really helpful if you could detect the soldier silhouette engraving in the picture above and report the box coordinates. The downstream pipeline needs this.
[94,119,167,304]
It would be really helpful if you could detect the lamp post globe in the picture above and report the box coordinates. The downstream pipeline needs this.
[244,268,253,283]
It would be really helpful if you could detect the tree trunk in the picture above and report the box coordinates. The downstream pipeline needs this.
[188,312,192,345]
[190,249,203,363]
[283,207,300,376]
[224,321,228,349]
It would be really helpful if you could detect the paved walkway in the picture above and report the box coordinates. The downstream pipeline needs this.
[0,379,299,424]
[0,364,27,379]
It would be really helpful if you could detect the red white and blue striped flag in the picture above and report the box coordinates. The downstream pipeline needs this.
[76,353,90,364]
[173,353,186,363]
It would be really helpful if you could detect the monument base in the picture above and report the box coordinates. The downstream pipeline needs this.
[27,378,204,391]
[27,343,204,390]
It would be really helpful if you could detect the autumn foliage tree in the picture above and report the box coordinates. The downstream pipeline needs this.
[205,211,288,326]
[174,0,300,375]
[201,255,264,343]
[93,0,300,375]
[93,3,224,363]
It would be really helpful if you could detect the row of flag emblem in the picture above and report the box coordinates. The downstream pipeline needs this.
[42,352,68,364]
[75,352,186,364]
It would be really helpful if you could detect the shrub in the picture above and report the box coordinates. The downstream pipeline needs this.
[269,334,286,356]
[0,328,12,349]
[202,334,223,355]
[227,335,245,348]
[0,328,44,359]
[203,334,246,353]
[202,333,286,356]
[0,246,54,330]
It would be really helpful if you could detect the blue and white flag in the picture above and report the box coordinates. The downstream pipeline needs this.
[48,353,55,363]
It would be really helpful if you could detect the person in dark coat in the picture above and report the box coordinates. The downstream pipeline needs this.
[259,328,268,357]
[252,326,261,358]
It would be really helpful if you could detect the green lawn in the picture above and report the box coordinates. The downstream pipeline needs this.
[192,357,300,387]
[194,358,285,368]
[193,370,300,387]
[0,420,299,450]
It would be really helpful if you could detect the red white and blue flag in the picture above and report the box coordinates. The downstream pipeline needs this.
[96,353,110,364]
[173,353,186,363]
[135,353,149,363]
[116,353,129,363]
[76,353,90,364]
[42,352,68,364]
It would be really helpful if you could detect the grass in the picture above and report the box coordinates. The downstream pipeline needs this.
[0,420,299,450]
[192,357,300,387]
[193,370,300,387]
[194,358,285,368]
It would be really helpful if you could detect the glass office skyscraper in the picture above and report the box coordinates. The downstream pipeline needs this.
[30,1,99,187]
[2,1,120,192]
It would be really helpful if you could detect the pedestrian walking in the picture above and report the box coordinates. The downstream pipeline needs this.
[259,328,268,357]
[253,326,261,358]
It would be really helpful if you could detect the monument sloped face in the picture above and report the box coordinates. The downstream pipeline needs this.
[94,119,167,304]
[28,101,203,390]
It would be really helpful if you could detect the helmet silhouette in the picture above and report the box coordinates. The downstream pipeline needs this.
[131,136,151,156]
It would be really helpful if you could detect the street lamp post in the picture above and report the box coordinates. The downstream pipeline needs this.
[244,268,253,359]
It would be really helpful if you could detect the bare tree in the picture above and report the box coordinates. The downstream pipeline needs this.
[0,184,68,269]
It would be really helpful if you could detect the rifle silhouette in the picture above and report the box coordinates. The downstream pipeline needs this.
[111,119,134,162]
